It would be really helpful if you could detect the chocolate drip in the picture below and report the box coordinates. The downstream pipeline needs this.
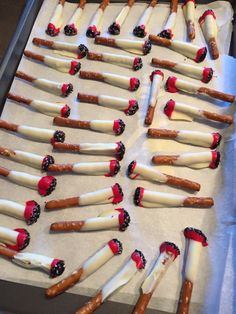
[64,25,77,36]
[62,83,73,97]
[108,22,120,35]
[116,141,125,161]
[45,178,57,196]
[134,249,147,269]
[198,47,207,62]
[115,119,126,135]
[163,241,180,255]
[113,161,121,176]
[212,134,222,149]
[27,202,41,225]
[158,29,172,39]
[134,187,142,206]
[78,44,88,58]
[127,160,135,177]
[126,101,139,115]
[120,210,131,231]
[133,58,143,71]
[211,151,221,169]
[50,260,65,278]
[143,40,152,55]
[112,238,123,254]
[133,25,146,38]
[184,227,208,243]
[42,155,55,171]
[20,229,30,250]
[53,131,65,143]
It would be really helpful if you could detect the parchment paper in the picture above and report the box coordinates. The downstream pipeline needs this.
[0,1,235,313]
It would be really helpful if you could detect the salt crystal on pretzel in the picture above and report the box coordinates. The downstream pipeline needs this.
[95,36,152,55]
[133,242,180,314]
[152,150,221,169]
[151,58,213,83]
[64,0,86,36]
[145,70,164,125]
[133,0,157,38]
[75,250,146,314]
[46,0,65,36]
[7,93,70,117]
[53,117,126,135]
[164,99,233,125]
[0,199,40,225]
[77,93,139,115]
[53,141,125,161]
[165,76,235,103]
[24,50,81,75]
[32,37,88,59]
[149,34,207,63]
[86,0,109,38]
[15,71,73,97]
[147,128,221,149]
[199,10,219,60]
[45,183,123,210]
[79,70,140,91]
[0,226,30,251]
[177,227,208,314]
[158,0,178,39]
[182,0,196,40]
[127,160,200,191]
[46,239,122,298]
[134,187,214,208]
[0,119,65,144]
[108,0,135,35]
[87,51,143,71]
[47,160,120,177]
[50,208,130,232]
[0,145,55,171]
[0,245,65,278]
[0,166,56,196]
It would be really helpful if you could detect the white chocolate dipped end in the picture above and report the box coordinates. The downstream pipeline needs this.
[88,52,143,71]
[46,2,64,36]
[152,60,213,83]
[115,38,152,55]
[31,99,70,117]
[0,199,40,225]
[133,5,155,38]
[101,250,146,301]
[98,95,139,115]
[199,10,217,42]
[182,0,195,40]
[149,71,164,107]
[164,99,233,125]
[134,187,213,208]
[64,4,84,36]
[50,209,130,232]
[153,151,220,169]
[128,161,167,183]
[48,160,120,177]
[149,35,207,63]
[141,242,180,294]
[108,5,131,34]
[199,10,219,59]
[79,184,123,206]
[13,252,65,277]
[183,227,208,283]
[86,8,103,38]
[17,125,65,144]
[166,76,199,94]
[159,12,177,39]
[0,147,55,170]
[0,226,30,251]
[90,119,126,135]
[45,183,123,210]
[46,239,122,297]
[148,128,221,149]
[102,72,140,91]
[42,55,81,75]
[33,78,73,97]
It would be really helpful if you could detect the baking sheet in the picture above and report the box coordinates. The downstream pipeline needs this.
[0,1,235,313]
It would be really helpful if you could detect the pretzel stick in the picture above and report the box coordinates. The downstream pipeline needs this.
[0,120,18,132]
[79,71,105,81]
[208,37,219,60]
[171,0,178,12]
[24,50,44,62]
[148,129,178,138]
[77,93,99,103]
[133,293,152,314]
[198,87,234,103]
[54,117,90,129]
[45,197,80,210]
[202,111,233,124]
[15,71,36,82]
[0,245,17,258]
[165,175,200,191]
[7,93,32,105]
[152,155,179,165]
[183,197,213,207]
[32,37,54,48]
[76,291,103,314]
